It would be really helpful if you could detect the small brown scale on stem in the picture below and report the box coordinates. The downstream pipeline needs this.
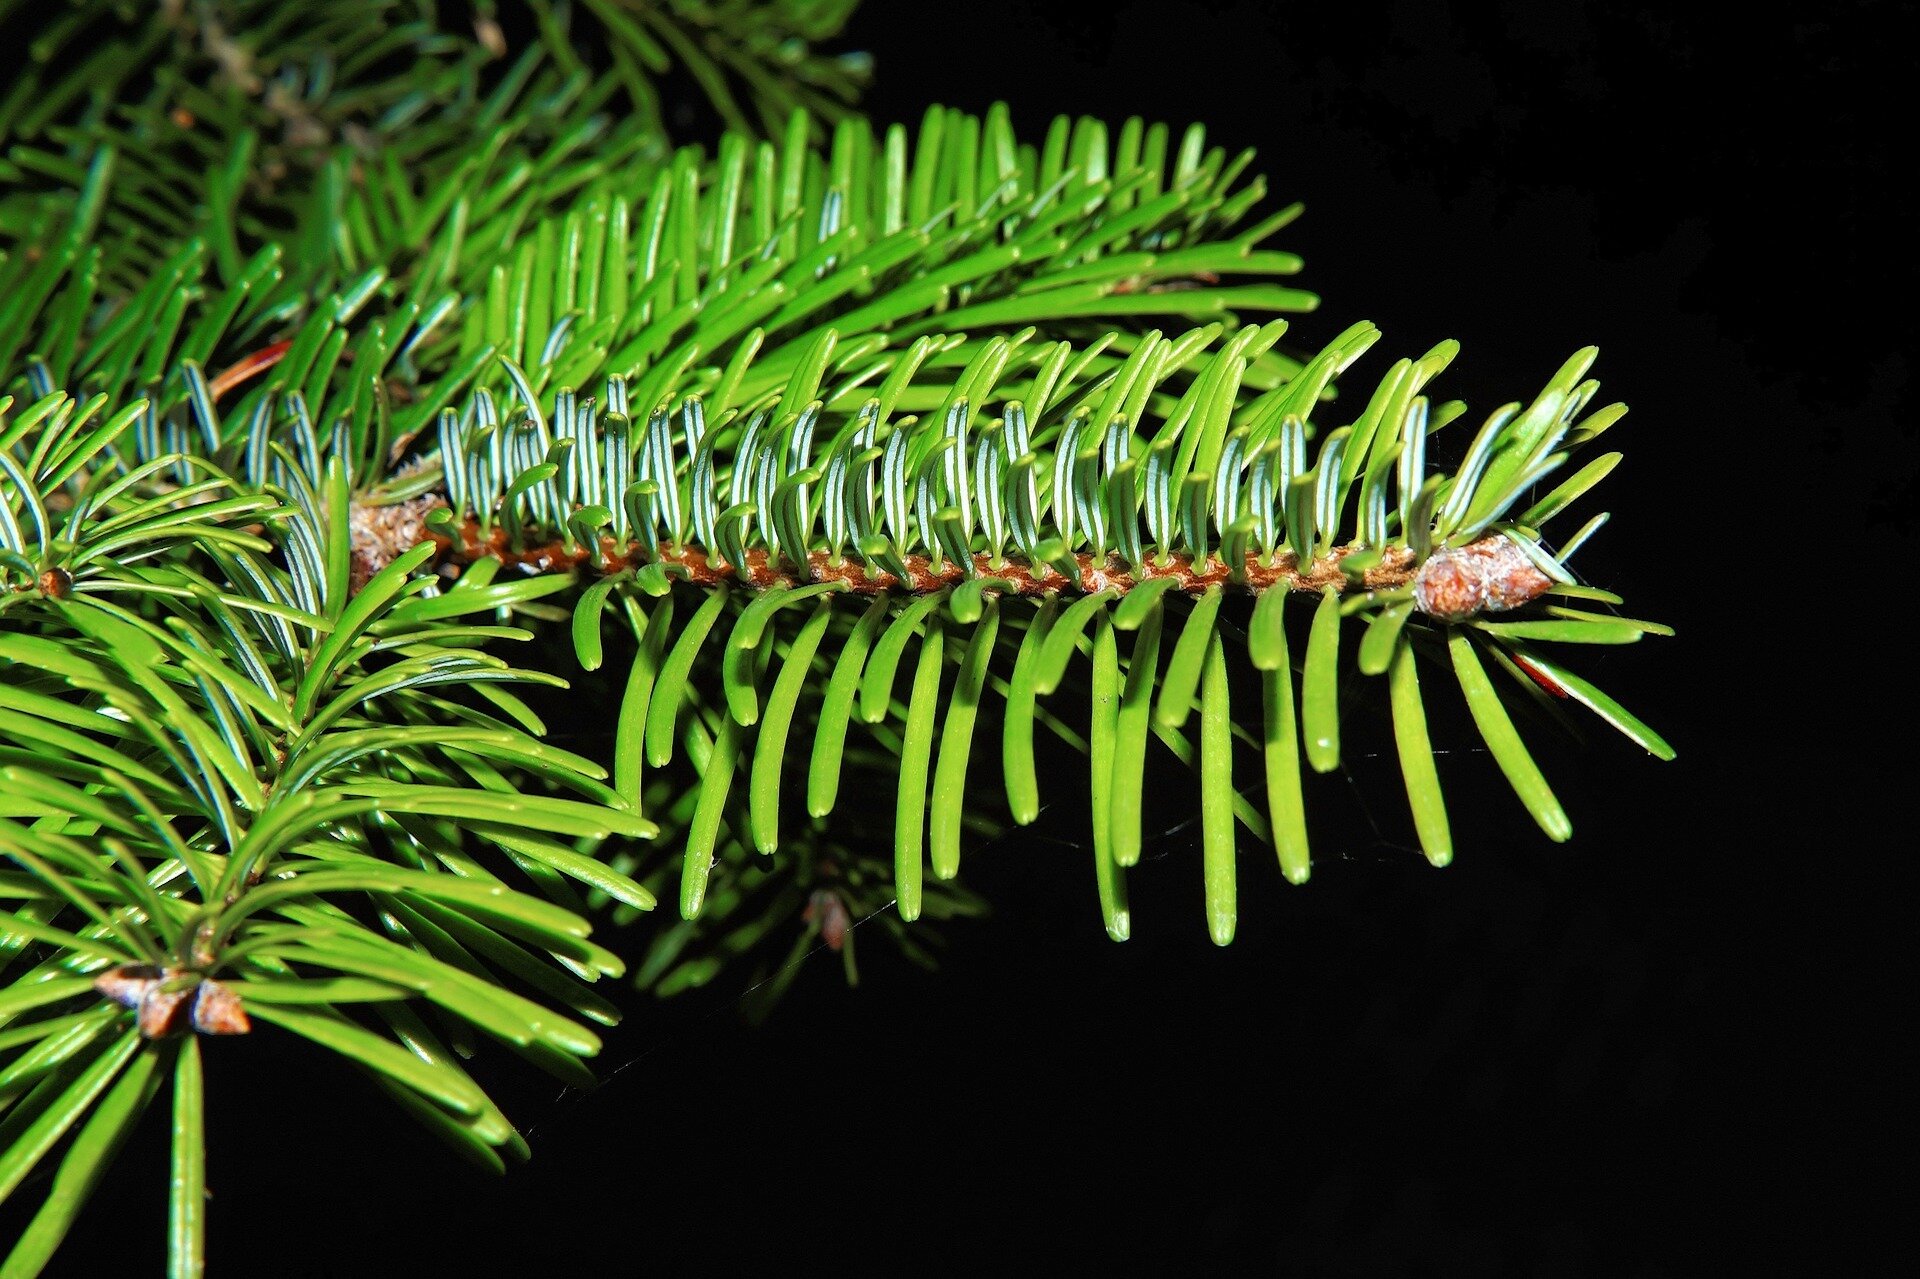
[1410,537,1555,621]
[350,495,1553,619]
[93,964,250,1038]
[5,566,74,598]
[348,492,447,593]
[804,887,853,951]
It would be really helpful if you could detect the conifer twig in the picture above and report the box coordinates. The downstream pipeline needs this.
[402,509,1551,618]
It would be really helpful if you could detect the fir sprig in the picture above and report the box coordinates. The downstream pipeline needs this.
[4,101,1312,482]
[1,0,871,321]
[0,3,1676,1273]
[363,320,1670,941]
[2,400,648,1270]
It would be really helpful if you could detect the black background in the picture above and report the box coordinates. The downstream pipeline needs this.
[39,1,1913,1274]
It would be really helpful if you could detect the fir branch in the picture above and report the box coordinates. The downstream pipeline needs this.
[1,1,868,316]
[1,414,650,1269]
[5,103,1311,485]
[256,316,1667,939]
[0,5,1682,1272]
